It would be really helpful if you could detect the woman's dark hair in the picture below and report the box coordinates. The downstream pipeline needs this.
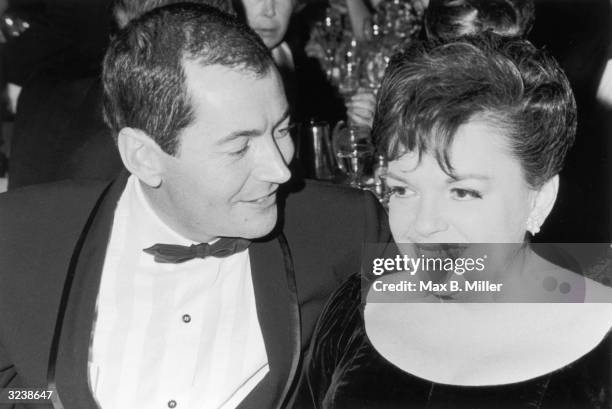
[372,34,576,188]
[425,0,535,41]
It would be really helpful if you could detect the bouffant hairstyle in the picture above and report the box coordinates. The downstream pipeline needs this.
[373,34,576,188]
[425,0,535,41]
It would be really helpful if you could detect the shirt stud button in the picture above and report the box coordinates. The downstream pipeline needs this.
[168,400,177,408]
[182,314,191,323]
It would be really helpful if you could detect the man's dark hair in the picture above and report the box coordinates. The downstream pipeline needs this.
[373,34,576,188]
[102,3,274,155]
[425,0,535,41]
[113,0,236,28]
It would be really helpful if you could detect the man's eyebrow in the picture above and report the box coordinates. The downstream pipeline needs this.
[218,107,291,144]
[272,108,291,129]
[218,128,261,144]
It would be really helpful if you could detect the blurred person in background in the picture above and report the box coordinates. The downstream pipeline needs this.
[303,0,427,129]
[5,0,234,189]
[1,0,111,88]
[234,0,346,126]
[0,0,112,181]
[4,0,114,189]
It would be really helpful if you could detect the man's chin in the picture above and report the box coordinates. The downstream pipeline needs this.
[233,208,279,240]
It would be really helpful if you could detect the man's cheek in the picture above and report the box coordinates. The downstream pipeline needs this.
[280,139,295,164]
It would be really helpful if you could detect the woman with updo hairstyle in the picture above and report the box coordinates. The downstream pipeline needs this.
[301,34,612,409]
[342,0,535,131]
[425,0,535,41]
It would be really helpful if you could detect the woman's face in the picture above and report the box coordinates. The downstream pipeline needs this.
[387,119,536,244]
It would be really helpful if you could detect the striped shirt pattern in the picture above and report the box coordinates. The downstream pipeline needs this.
[88,176,269,409]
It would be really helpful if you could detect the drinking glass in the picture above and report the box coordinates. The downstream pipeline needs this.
[332,123,374,187]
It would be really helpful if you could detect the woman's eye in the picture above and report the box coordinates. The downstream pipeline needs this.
[388,186,415,199]
[451,188,482,200]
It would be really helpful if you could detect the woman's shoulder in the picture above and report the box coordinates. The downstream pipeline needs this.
[317,273,365,328]
[545,326,612,407]
[309,273,371,358]
[307,274,369,385]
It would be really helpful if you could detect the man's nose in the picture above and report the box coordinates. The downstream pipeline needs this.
[412,196,449,239]
[261,0,276,17]
[254,136,292,183]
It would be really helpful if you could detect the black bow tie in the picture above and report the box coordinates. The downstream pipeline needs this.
[143,237,251,263]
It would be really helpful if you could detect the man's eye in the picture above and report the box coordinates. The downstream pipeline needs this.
[451,188,482,200]
[230,143,249,157]
[275,124,295,139]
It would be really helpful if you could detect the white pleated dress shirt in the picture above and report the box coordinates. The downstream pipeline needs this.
[88,176,269,409]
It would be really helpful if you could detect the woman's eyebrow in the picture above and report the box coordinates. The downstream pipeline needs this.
[446,173,491,183]
[385,172,409,183]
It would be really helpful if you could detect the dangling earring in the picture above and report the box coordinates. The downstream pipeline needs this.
[526,215,541,235]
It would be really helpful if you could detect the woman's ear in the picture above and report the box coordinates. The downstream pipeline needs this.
[526,175,559,235]
[116,127,165,188]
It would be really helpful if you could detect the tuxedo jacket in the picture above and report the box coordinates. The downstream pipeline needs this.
[0,173,391,409]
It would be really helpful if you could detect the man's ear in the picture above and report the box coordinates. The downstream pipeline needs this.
[527,175,559,234]
[117,127,165,188]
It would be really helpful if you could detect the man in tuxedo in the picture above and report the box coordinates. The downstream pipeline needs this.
[0,3,389,409]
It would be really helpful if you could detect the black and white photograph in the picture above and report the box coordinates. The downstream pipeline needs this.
[0,0,611,408]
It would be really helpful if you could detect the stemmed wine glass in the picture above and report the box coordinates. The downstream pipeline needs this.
[332,123,374,188]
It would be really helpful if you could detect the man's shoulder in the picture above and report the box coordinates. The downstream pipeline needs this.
[0,178,111,220]
[0,179,114,295]
[0,178,113,246]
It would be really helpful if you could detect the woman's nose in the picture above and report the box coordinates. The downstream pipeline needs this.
[412,196,449,239]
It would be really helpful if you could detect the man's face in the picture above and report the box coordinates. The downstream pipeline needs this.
[242,0,294,49]
[152,62,293,242]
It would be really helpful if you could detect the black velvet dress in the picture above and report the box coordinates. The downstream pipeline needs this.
[303,274,612,409]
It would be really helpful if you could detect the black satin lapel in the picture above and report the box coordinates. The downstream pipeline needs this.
[48,172,129,409]
[238,234,301,409]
